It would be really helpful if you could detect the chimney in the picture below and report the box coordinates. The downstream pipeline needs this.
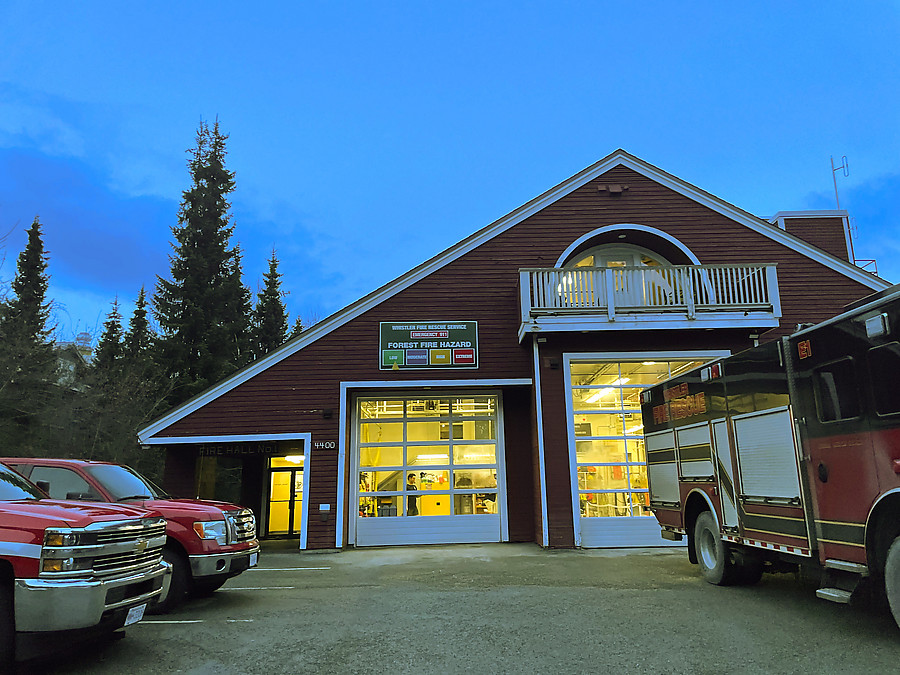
[769,211,852,262]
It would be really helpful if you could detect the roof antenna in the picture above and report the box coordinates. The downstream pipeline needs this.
[831,155,849,209]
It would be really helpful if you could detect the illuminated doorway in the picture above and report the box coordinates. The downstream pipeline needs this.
[565,353,724,547]
[266,455,305,537]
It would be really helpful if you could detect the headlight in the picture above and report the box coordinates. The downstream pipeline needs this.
[44,530,80,547]
[193,520,227,545]
[42,557,92,573]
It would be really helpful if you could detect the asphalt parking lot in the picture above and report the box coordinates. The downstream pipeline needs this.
[20,543,900,674]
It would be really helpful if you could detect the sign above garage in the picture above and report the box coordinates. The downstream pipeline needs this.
[380,321,479,370]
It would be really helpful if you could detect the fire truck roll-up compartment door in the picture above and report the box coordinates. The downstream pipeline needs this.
[676,422,714,480]
[712,419,738,528]
[732,406,803,502]
[646,430,679,506]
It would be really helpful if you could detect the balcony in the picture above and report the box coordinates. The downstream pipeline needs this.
[518,264,781,341]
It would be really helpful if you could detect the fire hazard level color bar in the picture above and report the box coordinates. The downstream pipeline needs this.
[382,348,476,368]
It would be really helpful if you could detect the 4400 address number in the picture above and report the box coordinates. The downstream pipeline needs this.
[314,441,337,449]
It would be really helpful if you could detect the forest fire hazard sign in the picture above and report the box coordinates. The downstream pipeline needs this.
[380,321,479,370]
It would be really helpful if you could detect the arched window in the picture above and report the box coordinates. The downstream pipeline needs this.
[567,244,671,269]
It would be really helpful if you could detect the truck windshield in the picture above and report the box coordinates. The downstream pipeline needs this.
[0,463,44,500]
[84,464,169,501]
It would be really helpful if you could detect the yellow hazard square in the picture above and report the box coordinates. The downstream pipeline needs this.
[429,349,451,365]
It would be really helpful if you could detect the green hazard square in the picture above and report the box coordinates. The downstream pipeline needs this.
[382,350,405,368]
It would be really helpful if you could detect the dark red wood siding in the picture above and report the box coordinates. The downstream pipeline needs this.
[783,216,850,262]
[152,164,881,548]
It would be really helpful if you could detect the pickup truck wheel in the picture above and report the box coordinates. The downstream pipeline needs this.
[0,584,14,669]
[153,548,189,613]
[694,511,739,586]
[884,536,900,628]
[191,577,227,597]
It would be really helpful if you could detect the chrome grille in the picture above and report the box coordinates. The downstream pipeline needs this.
[225,509,257,543]
[40,516,167,580]
[96,521,167,545]
[93,547,164,576]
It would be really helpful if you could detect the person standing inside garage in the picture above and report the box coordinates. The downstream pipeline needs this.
[407,473,419,516]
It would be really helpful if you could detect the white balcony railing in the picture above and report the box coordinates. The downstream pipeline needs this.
[518,264,781,338]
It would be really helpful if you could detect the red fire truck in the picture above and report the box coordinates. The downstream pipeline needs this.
[641,284,900,626]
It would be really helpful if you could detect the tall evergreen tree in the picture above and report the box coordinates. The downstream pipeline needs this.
[93,298,124,374]
[154,121,251,404]
[123,287,156,375]
[0,217,58,450]
[251,250,288,358]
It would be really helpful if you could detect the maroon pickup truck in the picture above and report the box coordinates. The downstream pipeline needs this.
[3,458,259,611]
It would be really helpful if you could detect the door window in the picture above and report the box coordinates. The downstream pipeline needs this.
[27,466,102,500]
[868,343,900,415]
[813,358,861,422]
[569,359,704,518]
[266,455,304,536]
[357,396,499,517]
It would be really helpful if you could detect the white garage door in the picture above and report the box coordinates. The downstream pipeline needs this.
[568,358,706,548]
[353,394,504,547]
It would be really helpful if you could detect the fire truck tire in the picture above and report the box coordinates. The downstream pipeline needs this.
[694,511,739,586]
[884,536,900,628]
[0,584,14,668]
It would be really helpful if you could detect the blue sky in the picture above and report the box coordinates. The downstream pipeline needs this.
[1,2,898,341]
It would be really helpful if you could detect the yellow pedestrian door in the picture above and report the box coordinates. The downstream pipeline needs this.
[266,456,304,536]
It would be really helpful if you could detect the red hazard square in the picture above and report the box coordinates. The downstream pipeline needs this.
[453,348,475,365]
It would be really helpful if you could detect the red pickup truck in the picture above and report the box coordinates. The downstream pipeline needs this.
[3,458,259,611]
[0,461,169,666]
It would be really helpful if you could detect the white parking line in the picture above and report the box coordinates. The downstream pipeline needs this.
[250,567,330,571]
[140,619,255,625]
[223,586,297,590]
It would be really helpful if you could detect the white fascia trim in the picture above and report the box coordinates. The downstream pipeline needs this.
[532,340,550,547]
[562,348,731,548]
[340,378,532,390]
[336,378,531,548]
[141,432,309,445]
[337,383,348,549]
[768,210,849,225]
[554,224,703,267]
[140,151,888,441]
[296,433,313,550]
[566,349,732,361]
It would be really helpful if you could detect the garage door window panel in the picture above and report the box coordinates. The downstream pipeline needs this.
[356,395,500,522]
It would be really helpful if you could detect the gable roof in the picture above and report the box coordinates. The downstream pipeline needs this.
[139,149,890,442]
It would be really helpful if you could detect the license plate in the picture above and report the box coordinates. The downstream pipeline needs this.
[249,552,258,567]
[125,603,146,626]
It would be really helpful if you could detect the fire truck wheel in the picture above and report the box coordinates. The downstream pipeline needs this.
[0,584,14,668]
[884,536,900,628]
[694,511,738,586]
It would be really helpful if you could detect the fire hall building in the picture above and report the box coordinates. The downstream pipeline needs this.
[138,150,889,550]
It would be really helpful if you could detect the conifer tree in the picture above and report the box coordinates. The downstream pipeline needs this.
[288,315,304,340]
[0,217,57,450]
[251,250,288,358]
[154,121,251,404]
[123,287,157,376]
[93,298,124,374]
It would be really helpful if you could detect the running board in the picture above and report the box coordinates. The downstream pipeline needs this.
[816,588,853,604]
